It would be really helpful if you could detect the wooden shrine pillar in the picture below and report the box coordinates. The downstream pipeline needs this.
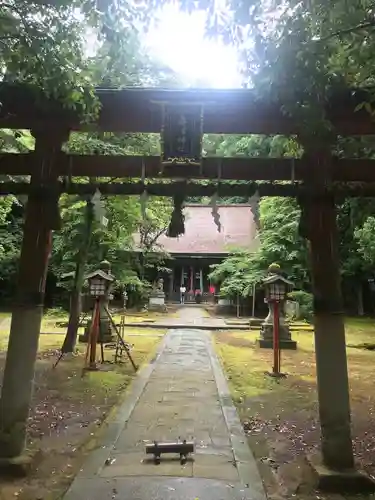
[169,268,174,301]
[0,128,67,460]
[298,138,354,471]
[299,193,353,470]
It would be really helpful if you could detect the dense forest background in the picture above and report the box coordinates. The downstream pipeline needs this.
[2,0,375,317]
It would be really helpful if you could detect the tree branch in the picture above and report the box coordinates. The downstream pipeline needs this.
[319,20,375,42]
[146,225,168,249]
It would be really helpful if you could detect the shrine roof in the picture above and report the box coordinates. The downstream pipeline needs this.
[142,204,259,255]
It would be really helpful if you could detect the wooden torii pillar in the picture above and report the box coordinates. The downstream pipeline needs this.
[296,142,371,487]
[299,191,354,468]
[0,128,68,461]
[299,194,375,490]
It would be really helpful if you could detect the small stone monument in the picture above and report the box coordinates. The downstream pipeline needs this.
[258,263,297,350]
[149,278,167,312]
[215,297,231,315]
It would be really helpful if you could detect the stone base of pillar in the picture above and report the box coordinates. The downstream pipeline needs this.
[0,452,35,477]
[78,332,115,343]
[148,291,167,312]
[308,453,375,493]
[249,318,263,328]
[258,322,297,349]
[257,338,297,349]
[79,321,115,344]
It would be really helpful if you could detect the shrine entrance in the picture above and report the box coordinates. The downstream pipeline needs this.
[0,84,373,478]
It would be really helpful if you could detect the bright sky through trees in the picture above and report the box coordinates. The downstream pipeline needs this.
[144,4,243,88]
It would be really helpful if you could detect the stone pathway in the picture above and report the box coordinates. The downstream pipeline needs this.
[64,324,265,500]
[126,306,246,330]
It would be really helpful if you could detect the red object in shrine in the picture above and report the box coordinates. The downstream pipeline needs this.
[88,298,100,370]
[209,285,215,295]
[273,301,280,375]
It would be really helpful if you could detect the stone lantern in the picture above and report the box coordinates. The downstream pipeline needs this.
[86,269,113,298]
[258,263,297,349]
[81,260,115,344]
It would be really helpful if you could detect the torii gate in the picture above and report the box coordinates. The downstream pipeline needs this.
[0,83,374,483]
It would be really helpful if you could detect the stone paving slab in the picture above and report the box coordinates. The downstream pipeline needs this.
[124,322,249,330]
[99,453,194,478]
[125,304,249,330]
[64,477,259,500]
[63,321,266,500]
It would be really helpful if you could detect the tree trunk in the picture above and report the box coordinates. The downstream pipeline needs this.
[139,252,145,280]
[61,200,94,354]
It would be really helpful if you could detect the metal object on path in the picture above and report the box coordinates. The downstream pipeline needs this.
[105,457,116,466]
[145,440,194,465]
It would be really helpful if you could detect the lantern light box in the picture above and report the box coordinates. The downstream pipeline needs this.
[263,274,294,302]
[85,270,114,298]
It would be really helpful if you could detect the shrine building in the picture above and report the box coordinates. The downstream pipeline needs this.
[145,203,259,303]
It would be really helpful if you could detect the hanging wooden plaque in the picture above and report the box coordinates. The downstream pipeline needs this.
[161,103,203,166]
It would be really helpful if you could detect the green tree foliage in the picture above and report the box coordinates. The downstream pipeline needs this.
[1,1,97,113]
[52,127,170,350]
[135,198,172,278]
[0,129,34,153]
[0,10,175,311]
[172,0,375,140]
[0,128,34,301]
[195,134,303,204]
[204,134,302,158]
[211,191,375,311]
[209,250,262,298]
[338,199,375,279]
[52,128,171,302]
[355,213,375,266]
[51,194,137,284]
[0,200,24,302]
[288,290,314,322]
[0,0,177,115]
[209,196,309,297]
[51,194,171,287]
[254,197,309,285]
